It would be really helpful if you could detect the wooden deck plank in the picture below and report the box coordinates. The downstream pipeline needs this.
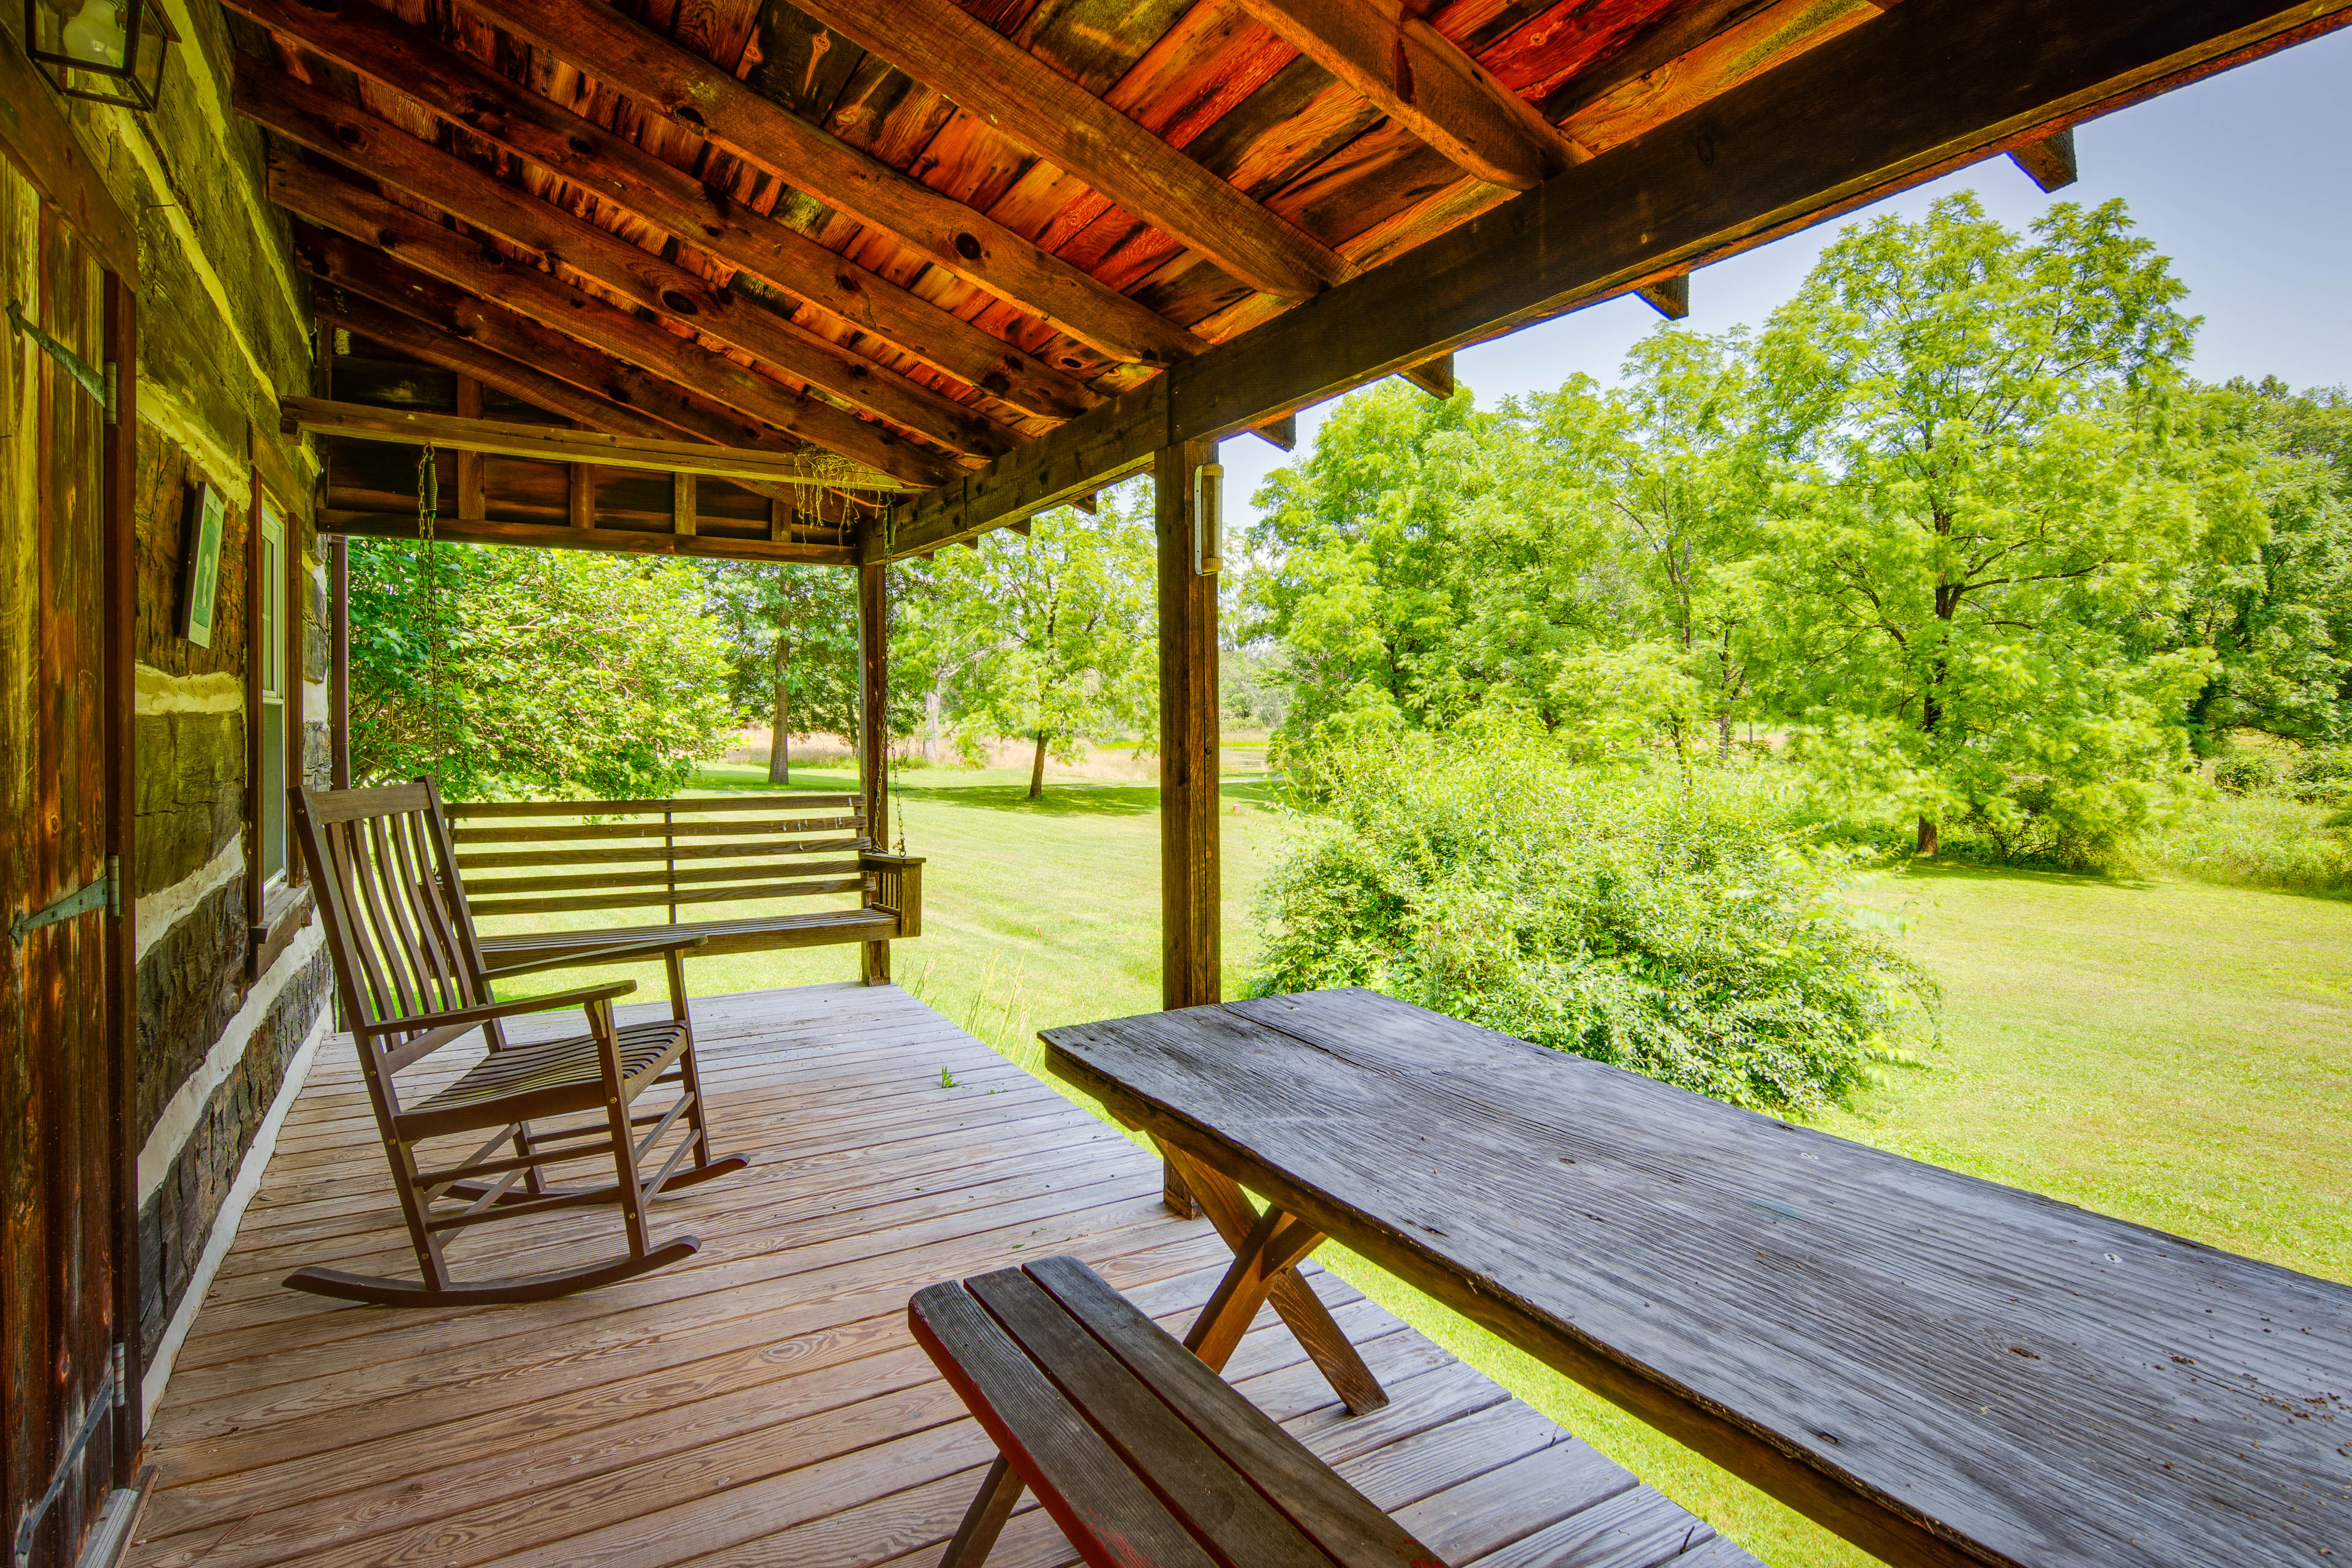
[129,982,1740,1568]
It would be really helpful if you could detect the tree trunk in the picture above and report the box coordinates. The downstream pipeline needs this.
[767,684,791,785]
[1916,815,1939,857]
[1028,729,1049,799]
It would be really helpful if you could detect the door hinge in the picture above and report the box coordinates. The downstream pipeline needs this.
[10,1355,119,1568]
[10,873,111,946]
[4,299,111,421]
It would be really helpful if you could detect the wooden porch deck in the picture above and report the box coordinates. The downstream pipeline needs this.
[128,983,1754,1568]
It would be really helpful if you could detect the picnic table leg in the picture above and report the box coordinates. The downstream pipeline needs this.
[940,1455,1024,1568]
[1157,1140,1389,1415]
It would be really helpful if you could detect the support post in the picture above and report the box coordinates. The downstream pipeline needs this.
[102,271,144,1474]
[858,560,890,985]
[453,374,485,521]
[1155,439,1220,1216]
[329,537,349,788]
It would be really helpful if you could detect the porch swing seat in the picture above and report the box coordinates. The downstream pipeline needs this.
[442,794,922,979]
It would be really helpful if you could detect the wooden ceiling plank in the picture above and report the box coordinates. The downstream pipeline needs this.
[298,230,812,456]
[883,0,2352,557]
[1232,0,1586,189]
[271,163,959,488]
[238,62,1017,461]
[455,0,1207,369]
[284,396,905,488]
[788,0,1349,302]
[220,0,1098,424]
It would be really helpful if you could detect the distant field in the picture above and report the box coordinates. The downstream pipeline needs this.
[483,763,2352,1568]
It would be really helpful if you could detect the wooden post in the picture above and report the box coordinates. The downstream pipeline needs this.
[452,374,485,521]
[672,472,696,537]
[568,462,596,531]
[102,271,144,1472]
[1155,439,1219,1216]
[328,538,349,788]
[858,560,890,985]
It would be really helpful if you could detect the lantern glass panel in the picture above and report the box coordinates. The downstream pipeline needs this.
[23,0,173,111]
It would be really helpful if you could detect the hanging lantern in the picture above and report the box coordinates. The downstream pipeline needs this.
[22,0,176,112]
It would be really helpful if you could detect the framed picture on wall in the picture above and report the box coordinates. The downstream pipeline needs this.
[181,481,225,647]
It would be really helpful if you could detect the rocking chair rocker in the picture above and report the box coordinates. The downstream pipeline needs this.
[284,779,748,1306]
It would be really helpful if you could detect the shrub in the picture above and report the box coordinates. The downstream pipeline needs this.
[2133,785,2352,894]
[1254,721,1939,1110]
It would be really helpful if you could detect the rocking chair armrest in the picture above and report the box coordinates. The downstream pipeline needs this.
[478,933,710,981]
[357,979,638,1039]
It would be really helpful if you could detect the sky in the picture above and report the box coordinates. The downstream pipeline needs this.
[1216,25,2352,524]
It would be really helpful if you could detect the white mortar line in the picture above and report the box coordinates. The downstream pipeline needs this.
[140,1006,329,1427]
[138,922,325,1203]
[132,840,243,967]
[135,662,244,716]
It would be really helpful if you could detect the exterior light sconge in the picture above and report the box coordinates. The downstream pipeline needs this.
[23,0,176,112]
[1193,459,1223,575]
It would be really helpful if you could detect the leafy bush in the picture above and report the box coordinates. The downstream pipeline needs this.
[1254,722,1938,1110]
[2211,746,2287,796]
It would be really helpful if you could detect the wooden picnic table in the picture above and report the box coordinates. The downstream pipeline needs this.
[1041,987,2352,1568]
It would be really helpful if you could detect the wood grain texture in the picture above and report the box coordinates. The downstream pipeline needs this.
[123,982,1741,1568]
[1153,442,1219,1014]
[1042,988,2352,1568]
[450,0,1207,369]
[273,171,959,489]
[1235,0,1585,188]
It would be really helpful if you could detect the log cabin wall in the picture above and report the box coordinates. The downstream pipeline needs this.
[1,0,330,1433]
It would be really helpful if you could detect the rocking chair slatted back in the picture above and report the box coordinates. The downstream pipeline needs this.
[304,780,491,1049]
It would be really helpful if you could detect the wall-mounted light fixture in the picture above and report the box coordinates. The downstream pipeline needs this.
[1193,459,1223,575]
[22,0,176,112]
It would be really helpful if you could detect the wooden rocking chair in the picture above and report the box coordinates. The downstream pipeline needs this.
[284,779,748,1306]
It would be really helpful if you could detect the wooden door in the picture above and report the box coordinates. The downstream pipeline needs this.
[2,164,127,1568]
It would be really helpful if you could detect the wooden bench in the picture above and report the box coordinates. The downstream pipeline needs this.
[908,1254,1449,1568]
[443,793,922,984]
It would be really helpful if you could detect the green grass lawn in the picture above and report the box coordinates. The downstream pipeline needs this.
[486,764,2352,1568]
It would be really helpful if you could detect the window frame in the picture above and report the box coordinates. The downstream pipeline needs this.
[246,454,311,978]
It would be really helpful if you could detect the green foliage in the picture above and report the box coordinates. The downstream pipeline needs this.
[902,483,1157,795]
[703,562,859,781]
[1253,720,1938,1110]
[350,540,734,801]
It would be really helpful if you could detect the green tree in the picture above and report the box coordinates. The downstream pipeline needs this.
[1749,194,2248,858]
[1241,383,1483,745]
[908,487,1156,798]
[704,562,859,783]
[350,541,734,800]
[2171,379,2352,749]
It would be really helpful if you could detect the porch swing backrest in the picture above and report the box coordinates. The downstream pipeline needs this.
[442,794,924,966]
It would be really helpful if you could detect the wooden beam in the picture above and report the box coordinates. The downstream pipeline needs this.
[239,66,1016,464]
[1231,0,1584,190]
[1637,275,1691,320]
[298,232,804,456]
[219,0,1097,425]
[320,512,856,564]
[1155,439,1220,1016]
[271,167,959,489]
[453,0,1205,369]
[883,0,2352,557]
[1401,354,1454,399]
[857,560,890,982]
[0,41,138,279]
[282,397,903,489]
[672,473,697,537]
[788,0,1348,303]
[1248,414,1297,453]
[2008,127,2079,192]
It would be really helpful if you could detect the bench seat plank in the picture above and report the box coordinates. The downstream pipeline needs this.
[911,1257,1449,1568]
[477,907,898,965]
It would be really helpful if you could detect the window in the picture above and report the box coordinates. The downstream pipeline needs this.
[257,499,288,886]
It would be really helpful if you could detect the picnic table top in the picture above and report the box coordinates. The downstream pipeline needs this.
[1041,988,2352,1568]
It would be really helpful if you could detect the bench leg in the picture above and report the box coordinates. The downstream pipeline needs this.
[1156,1140,1389,1415]
[940,1455,1024,1568]
[863,938,891,986]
